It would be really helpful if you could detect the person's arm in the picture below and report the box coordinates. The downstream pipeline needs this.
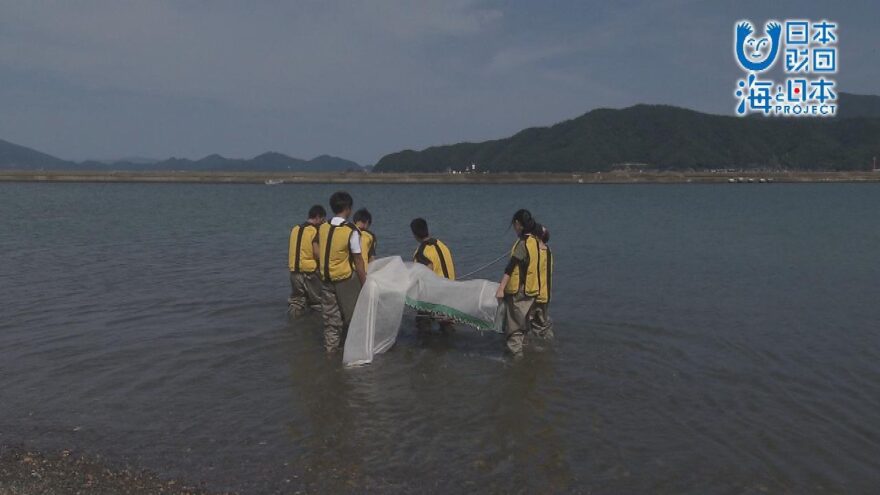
[496,243,523,298]
[417,244,439,272]
[415,256,433,270]
[354,255,367,285]
[312,240,320,264]
[496,273,510,299]
[348,228,365,284]
[288,229,296,269]
[414,244,429,265]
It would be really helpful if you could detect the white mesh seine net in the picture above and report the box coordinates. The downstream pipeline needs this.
[343,256,504,367]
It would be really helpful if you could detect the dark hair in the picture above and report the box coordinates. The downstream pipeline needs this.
[308,204,326,220]
[352,208,372,226]
[329,191,353,215]
[511,209,537,236]
[538,224,550,243]
[410,218,429,239]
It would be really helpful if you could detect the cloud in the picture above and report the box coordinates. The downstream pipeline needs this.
[486,44,578,74]
[0,0,875,163]
[0,1,503,110]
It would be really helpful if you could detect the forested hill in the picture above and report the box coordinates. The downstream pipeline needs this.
[374,93,880,172]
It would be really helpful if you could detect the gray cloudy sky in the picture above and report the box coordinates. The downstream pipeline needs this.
[1,0,877,164]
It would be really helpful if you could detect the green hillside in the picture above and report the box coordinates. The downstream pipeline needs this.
[375,94,880,172]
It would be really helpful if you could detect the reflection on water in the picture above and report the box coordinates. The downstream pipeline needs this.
[1,182,879,493]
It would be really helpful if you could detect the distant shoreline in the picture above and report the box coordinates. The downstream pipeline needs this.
[1,170,880,184]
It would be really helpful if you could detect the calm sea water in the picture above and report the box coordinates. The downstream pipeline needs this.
[1,182,879,493]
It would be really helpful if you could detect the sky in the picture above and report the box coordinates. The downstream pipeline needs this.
[1,0,877,164]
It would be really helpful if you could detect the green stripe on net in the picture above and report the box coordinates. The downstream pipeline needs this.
[404,297,495,331]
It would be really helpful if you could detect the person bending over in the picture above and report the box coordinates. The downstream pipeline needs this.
[410,217,456,333]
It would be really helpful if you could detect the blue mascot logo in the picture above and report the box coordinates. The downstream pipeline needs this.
[734,20,781,72]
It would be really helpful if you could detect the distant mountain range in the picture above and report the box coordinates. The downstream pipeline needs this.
[3,93,879,173]
[374,92,880,172]
[79,152,362,172]
[0,142,362,172]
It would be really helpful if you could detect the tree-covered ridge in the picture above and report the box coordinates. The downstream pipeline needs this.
[375,94,880,172]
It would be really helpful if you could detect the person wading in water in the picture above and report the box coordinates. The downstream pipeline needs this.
[496,209,541,356]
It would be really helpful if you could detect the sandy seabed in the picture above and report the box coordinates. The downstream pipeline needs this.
[0,445,231,495]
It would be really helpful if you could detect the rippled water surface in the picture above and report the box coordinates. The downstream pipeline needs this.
[1,182,879,493]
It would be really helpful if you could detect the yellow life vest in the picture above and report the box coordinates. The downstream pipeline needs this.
[504,234,540,296]
[318,222,356,282]
[288,223,318,273]
[413,238,456,280]
[360,229,376,264]
[536,245,553,303]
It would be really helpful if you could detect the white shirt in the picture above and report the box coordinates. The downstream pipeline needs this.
[330,216,361,254]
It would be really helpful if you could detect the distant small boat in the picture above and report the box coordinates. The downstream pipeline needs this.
[264,179,284,185]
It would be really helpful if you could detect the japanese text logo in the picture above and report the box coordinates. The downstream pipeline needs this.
[734,19,838,117]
